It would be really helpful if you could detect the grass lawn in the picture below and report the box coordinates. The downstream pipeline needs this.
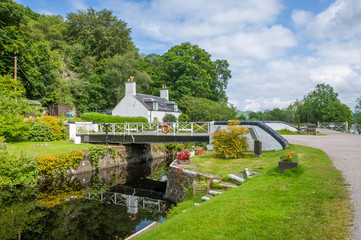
[138,144,353,239]
[5,140,93,157]
[276,129,305,135]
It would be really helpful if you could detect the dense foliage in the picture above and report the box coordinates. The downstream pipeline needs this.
[80,112,148,123]
[1,1,235,121]
[0,153,38,188]
[179,96,237,121]
[211,120,249,158]
[355,96,361,133]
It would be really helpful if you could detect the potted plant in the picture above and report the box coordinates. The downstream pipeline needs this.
[177,149,190,164]
[278,152,298,172]
[194,146,206,155]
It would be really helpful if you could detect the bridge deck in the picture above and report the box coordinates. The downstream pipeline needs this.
[79,132,210,144]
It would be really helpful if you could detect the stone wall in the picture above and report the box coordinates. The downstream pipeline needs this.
[68,144,168,185]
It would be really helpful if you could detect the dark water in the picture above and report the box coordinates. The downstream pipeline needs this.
[0,167,171,240]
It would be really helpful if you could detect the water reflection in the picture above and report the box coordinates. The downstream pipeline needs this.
[0,165,170,240]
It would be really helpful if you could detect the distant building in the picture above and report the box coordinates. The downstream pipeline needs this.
[112,77,181,122]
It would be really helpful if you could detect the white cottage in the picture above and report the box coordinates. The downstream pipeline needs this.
[112,77,181,122]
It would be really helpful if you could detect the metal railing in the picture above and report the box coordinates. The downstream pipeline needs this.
[76,122,211,136]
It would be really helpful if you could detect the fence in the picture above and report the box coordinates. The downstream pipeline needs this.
[317,121,348,132]
[298,123,316,135]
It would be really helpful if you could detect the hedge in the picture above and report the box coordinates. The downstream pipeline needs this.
[80,112,148,123]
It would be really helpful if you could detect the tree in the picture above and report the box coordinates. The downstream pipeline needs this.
[161,42,230,102]
[179,96,237,121]
[299,83,352,123]
[66,8,132,60]
[163,114,177,123]
[354,97,361,133]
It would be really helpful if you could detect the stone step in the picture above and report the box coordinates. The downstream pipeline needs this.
[209,190,226,196]
[201,195,214,201]
[228,173,245,183]
[218,182,238,189]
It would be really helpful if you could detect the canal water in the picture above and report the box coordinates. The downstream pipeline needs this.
[0,166,172,240]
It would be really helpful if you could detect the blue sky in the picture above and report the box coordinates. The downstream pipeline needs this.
[16,0,361,111]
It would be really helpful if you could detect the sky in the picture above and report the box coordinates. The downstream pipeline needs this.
[16,0,361,112]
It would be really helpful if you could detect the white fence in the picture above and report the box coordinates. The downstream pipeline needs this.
[317,121,348,132]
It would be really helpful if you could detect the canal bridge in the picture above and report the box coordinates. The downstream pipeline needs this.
[69,121,289,150]
[73,122,211,144]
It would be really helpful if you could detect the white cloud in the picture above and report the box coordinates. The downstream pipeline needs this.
[292,10,313,27]
[305,0,361,39]
[243,98,293,111]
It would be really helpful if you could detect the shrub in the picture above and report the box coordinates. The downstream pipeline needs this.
[0,113,30,141]
[37,116,67,140]
[211,120,250,158]
[81,112,148,123]
[163,114,177,123]
[36,150,84,177]
[178,113,189,122]
[28,121,55,142]
[0,153,38,188]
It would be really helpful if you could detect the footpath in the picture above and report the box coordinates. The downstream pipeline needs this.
[284,129,361,239]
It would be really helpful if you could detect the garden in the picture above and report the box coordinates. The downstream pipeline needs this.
[136,121,353,239]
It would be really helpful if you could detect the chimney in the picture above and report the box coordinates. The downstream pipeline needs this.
[160,85,169,100]
[125,76,136,96]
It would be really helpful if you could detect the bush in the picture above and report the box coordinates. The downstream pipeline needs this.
[36,150,84,177]
[211,120,250,158]
[0,153,38,188]
[37,116,67,140]
[81,112,148,123]
[28,121,55,142]
[163,114,177,123]
[0,113,30,141]
[178,113,189,122]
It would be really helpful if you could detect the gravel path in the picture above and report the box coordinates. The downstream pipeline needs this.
[284,129,361,239]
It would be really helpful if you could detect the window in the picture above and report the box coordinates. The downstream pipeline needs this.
[174,104,178,112]
[153,102,159,110]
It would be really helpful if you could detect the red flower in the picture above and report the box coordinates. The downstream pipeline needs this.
[177,149,190,161]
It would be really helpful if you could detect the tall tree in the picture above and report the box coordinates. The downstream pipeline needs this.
[161,42,230,102]
[298,83,352,123]
[354,96,361,133]
[66,8,132,60]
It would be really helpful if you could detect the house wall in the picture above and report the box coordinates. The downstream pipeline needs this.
[112,96,149,120]
[150,110,182,122]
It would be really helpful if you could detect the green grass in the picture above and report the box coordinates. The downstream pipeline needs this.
[276,129,304,135]
[5,140,93,157]
[138,145,353,239]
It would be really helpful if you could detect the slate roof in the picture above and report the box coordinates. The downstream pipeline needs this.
[134,93,181,112]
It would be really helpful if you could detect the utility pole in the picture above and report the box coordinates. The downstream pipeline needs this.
[14,56,17,91]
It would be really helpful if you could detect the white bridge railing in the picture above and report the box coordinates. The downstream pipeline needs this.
[76,122,211,136]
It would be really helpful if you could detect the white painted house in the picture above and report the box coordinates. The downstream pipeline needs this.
[112,78,181,122]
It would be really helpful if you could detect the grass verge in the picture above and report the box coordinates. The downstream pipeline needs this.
[137,145,353,239]
[4,140,93,157]
[276,129,304,135]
